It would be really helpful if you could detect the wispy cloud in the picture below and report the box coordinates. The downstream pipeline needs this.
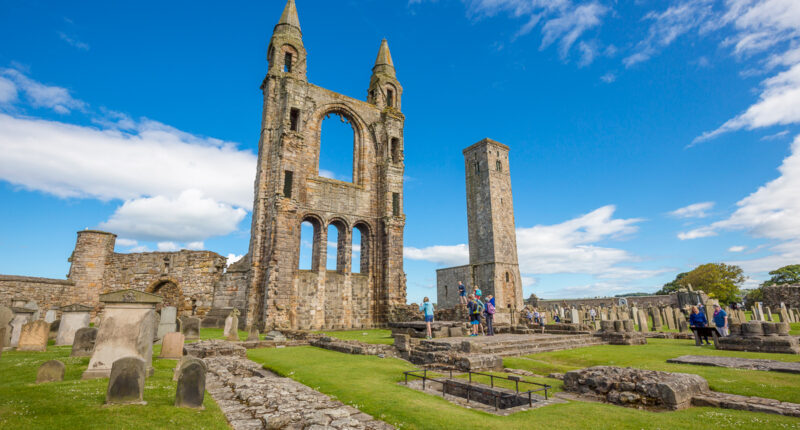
[0,68,85,114]
[669,201,715,219]
[58,32,90,51]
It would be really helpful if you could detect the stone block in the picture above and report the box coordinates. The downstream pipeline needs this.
[160,332,185,359]
[0,305,12,347]
[37,360,65,383]
[741,321,764,337]
[623,320,634,333]
[106,357,147,405]
[180,317,200,340]
[55,305,92,346]
[224,315,239,341]
[71,327,98,357]
[246,326,260,341]
[263,330,286,341]
[175,357,206,409]
[17,320,50,352]
[9,309,34,347]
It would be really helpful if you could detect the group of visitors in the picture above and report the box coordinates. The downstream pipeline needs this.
[688,303,729,345]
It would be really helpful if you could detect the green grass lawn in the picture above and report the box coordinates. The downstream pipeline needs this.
[505,338,800,403]
[247,345,800,430]
[0,346,229,430]
[312,328,394,345]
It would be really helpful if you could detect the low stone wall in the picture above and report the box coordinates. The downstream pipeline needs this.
[596,320,647,345]
[0,275,80,311]
[310,337,395,356]
[763,284,800,309]
[538,295,674,309]
[717,321,799,354]
[563,366,708,410]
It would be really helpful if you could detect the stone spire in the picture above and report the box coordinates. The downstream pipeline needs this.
[277,0,301,32]
[372,39,395,77]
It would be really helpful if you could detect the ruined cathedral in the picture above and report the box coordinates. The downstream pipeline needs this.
[0,0,407,331]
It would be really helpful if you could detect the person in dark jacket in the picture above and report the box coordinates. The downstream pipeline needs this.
[689,306,711,345]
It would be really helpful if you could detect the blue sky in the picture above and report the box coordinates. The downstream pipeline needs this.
[1,0,799,303]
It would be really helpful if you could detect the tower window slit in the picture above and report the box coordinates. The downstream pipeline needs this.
[290,108,300,131]
[284,52,293,73]
[283,170,293,198]
[390,137,400,163]
[392,193,400,217]
[386,89,394,107]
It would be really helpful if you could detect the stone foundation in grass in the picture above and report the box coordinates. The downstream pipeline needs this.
[716,321,799,354]
[667,355,800,374]
[595,320,647,345]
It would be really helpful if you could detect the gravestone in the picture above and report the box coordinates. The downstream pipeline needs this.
[71,327,98,357]
[664,307,676,330]
[180,316,200,340]
[0,327,4,357]
[55,304,92,346]
[246,326,260,341]
[17,320,50,351]
[0,305,12,348]
[159,332,185,359]
[569,308,580,324]
[106,356,147,405]
[223,309,240,341]
[83,289,161,379]
[23,301,40,321]
[637,310,650,333]
[9,308,35,347]
[36,360,65,383]
[630,306,639,326]
[44,309,58,323]
[673,308,687,332]
[558,307,565,321]
[765,307,774,322]
[157,306,178,341]
[264,330,287,342]
[755,302,765,321]
[174,357,206,409]
[780,307,791,323]
[650,307,663,331]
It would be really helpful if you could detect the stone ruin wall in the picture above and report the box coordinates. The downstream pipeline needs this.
[436,265,471,308]
[537,295,675,309]
[763,284,800,309]
[0,275,80,313]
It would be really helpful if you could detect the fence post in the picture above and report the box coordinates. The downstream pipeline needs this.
[490,375,494,388]
[528,391,532,406]
[515,380,519,394]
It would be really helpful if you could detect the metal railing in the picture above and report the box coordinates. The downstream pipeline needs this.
[402,369,551,411]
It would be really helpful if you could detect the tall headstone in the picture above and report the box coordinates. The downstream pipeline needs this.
[569,308,580,324]
[765,307,774,322]
[755,302,765,321]
[9,308,35,347]
[224,309,240,341]
[558,307,565,321]
[55,304,92,346]
[37,360,65,384]
[106,356,147,405]
[650,307,663,331]
[83,289,161,379]
[175,357,206,409]
[664,307,676,330]
[630,307,639,326]
[180,317,200,340]
[157,306,178,341]
[44,309,58,323]
[673,308,687,332]
[159,332,185,359]
[246,326,260,341]
[0,305,12,348]
[17,320,50,352]
[637,310,650,332]
[71,327,98,357]
[779,307,791,323]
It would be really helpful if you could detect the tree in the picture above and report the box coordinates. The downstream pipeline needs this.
[656,272,688,295]
[677,263,745,305]
[743,287,763,304]
[762,264,800,286]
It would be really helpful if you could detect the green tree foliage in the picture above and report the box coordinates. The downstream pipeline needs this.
[676,263,745,305]
[656,272,688,295]
[744,287,763,304]
[762,264,800,286]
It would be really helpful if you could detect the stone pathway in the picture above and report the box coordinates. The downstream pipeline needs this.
[667,355,800,374]
[204,355,394,430]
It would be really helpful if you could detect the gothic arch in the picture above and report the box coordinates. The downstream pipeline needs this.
[311,103,371,185]
[147,278,184,314]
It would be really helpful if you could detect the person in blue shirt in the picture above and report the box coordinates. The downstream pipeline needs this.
[712,303,728,337]
[458,281,467,306]
[419,297,435,339]
[689,306,711,345]
[467,295,484,336]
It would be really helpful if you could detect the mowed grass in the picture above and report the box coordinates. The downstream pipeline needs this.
[313,328,394,345]
[505,338,800,403]
[247,345,800,430]
[197,327,250,341]
[0,345,229,430]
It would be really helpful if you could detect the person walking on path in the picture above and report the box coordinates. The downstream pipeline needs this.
[419,297,435,339]
[467,295,484,336]
[712,303,729,337]
[458,281,467,305]
[484,295,496,336]
[689,306,711,345]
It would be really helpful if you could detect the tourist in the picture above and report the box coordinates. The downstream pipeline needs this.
[712,303,729,337]
[525,308,534,324]
[458,281,467,305]
[474,285,482,300]
[533,309,540,325]
[485,294,496,336]
[554,314,561,323]
[419,297,435,339]
[689,306,711,345]
[477,296,487,335]
[467,294,484,336]
[589,308,597,322]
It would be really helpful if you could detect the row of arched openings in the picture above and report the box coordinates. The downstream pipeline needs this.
[298,217,370,274]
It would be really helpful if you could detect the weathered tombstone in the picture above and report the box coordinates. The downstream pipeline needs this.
[223,309,240,341]
[55,304,92,346]
[0,327,4,358]
[664,307,676,330]
[174,357,206,409]
[558,307,565,321]
[180,316,201,340]
[159,332,185,359]
[106,356,146,405]
[9,308,35,347]
[755,302,765,321]
[17,320,50,352]
[71,327,98,357]
[0,305,12,348]
[23,300,40,321]
[779,307,791,323]
[630,306,639,326]
[622,320,634,333]
[44,309,58,323]
[637,310,650,333]
[674,308,687,332]
[83,289,161,379]
[36,360,65,383]
[246,326,260,341]
[157,306,178,341]
[569,308,580,324]
[765,307,774,322]
[650,307,663,331]
[264,330,287,342]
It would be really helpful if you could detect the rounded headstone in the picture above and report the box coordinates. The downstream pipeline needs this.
[175,358,206,409]
[37,360,65,384]
[71,327,98,357]
[106,357,147,405]
[160,332,185,359]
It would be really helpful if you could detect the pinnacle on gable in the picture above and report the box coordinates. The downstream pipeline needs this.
[374,39,394,67]
[278,0,301,31]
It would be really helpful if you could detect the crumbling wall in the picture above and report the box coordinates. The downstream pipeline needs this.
[0,275,80,310]
[436,265,471,308]
[763,284,800,309]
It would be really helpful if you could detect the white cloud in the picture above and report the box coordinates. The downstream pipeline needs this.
[226,253,244,266]
[318,169,338,180]
[540,3,608,59]
[761,129,790,140]
[99,190,247,242]
[669,201,715,218]
[0,76,18,104]
[728,245,746,252]
[128,245,150,253]
[58,32,90,51]
[0,68,85,114]
[157,242,180,252]
[404,244,469,266]
[115,238,138,247]
[186,241,205,250]
[681,135,800,272]
[600,72,616,83]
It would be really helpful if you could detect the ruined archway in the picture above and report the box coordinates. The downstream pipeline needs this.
[148,280,184,315]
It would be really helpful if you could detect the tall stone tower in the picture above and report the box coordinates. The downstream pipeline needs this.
[463,138,523,310]
[245,0,407,330]
[67,230,116,310]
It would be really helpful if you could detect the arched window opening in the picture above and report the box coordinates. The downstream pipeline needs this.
[319,112,355,183]
[284,52,293,73]
[390,137,400,163]
[352,223,370,274]
[386,88,394,107]
[496,160,502,172]
[326,224,339,271]
[298,220,318,270]
[505,272,510,282]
